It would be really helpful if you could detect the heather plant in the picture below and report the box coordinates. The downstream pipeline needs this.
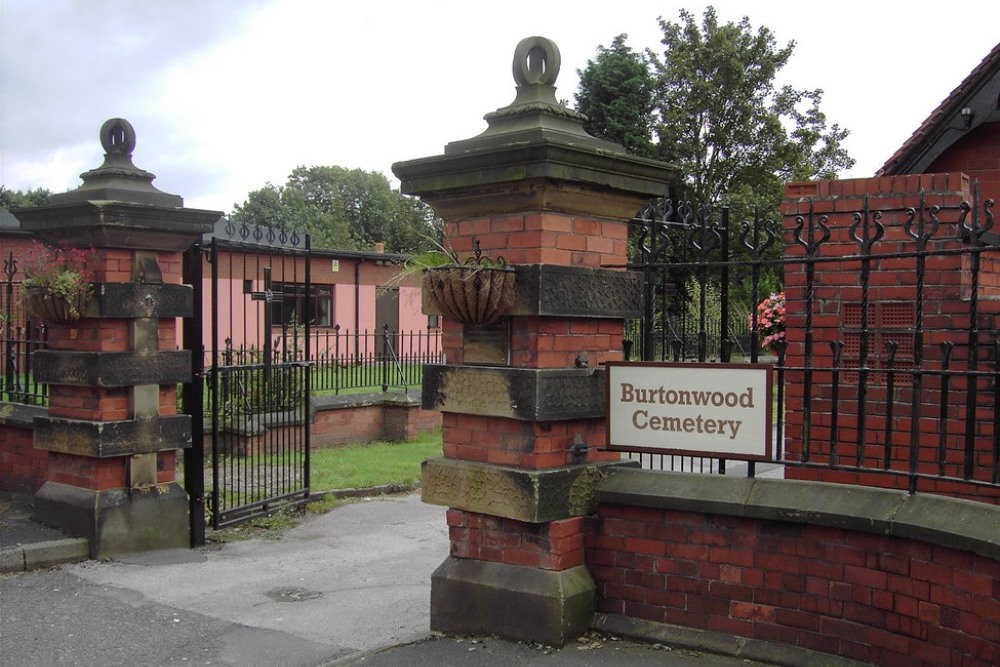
[19,240,97,321]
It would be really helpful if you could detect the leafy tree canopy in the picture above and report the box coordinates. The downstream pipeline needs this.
[0,186,51,210]
[232,166,441,253]
[575,7,855,211]
[575,35,657,159]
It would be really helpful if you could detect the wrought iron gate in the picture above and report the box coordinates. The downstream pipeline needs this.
[183,222,312,540]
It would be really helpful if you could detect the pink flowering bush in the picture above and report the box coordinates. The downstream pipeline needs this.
[750,291,786,350]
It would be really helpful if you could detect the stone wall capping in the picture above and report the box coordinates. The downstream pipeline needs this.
[15,200,220,251]
[394,143,676,206]
[598,467,756,517]
[891,492,1000,560]
[311,390,422,411]
[422,457,634,523]
[88,283,193,319]
[32,415,192,457]
[597,468,1000,560]
[0,402,47,430]
[510,265,642,318]
[422,365,606,421]
[33,350,190,387]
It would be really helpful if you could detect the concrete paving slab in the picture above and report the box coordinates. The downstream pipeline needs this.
[66,493,449,654]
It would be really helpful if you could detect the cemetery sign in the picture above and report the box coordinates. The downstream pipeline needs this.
[606,362,773,460]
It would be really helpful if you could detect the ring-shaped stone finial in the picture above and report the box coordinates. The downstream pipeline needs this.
[512,36,560,86]
[100,118,137,155]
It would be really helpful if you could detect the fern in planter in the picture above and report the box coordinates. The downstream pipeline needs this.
[407,238,516,327]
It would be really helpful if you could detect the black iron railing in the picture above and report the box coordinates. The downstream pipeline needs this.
[201,325,442,399]
[1,251,48,406]
[625,187,998,497]
[310,325,443,394]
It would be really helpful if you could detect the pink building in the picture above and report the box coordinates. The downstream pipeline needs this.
[2,212,436,365]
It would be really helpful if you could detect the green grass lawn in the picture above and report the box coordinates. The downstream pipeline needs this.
[309,428,441,492]
[205,429,442,541]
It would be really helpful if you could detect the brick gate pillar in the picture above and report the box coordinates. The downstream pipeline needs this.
[15,119,219,558]
[393,37,677,645]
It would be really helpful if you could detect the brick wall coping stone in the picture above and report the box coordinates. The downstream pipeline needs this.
[0,402,45,430]
[15,201,219,251]
[598,467,1000,561]
[394,142,675,206]
[311,390,422,411]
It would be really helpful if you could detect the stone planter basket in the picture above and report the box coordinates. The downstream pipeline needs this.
[21,285,92,325]
[422,264,516,327]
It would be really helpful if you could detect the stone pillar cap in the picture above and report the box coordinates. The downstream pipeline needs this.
[49,118,183,207]
[444,36,624,156]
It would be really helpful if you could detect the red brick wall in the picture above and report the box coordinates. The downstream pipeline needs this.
[215,400,441,453]
[0,423,48,494]
[440,413,614,469]
[447,509,587,571]
[309,399,440,448]
[927,123,1000,201]
[384,402,441,441]
[781,174,999,500]
[444,212,629,268]
[588,504,1000,667]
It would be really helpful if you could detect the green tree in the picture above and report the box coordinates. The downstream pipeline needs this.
[231,182,354,249]
[649,6,854,205]
[574,7,854,208]
[575,35,657,158]
[232,167,440,253]
[0,186,51,209]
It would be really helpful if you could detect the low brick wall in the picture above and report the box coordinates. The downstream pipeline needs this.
[310,391,441,447]
[588,469,999,667]
[207,391,441,453]
[2,393,441,494]
[0,403,48,494]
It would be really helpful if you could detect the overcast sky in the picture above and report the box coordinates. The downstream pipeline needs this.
[2,0,997,213]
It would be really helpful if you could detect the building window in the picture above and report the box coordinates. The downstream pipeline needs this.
[270,282,332,327]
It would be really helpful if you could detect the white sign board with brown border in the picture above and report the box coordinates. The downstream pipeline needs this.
[606,362,773,461]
